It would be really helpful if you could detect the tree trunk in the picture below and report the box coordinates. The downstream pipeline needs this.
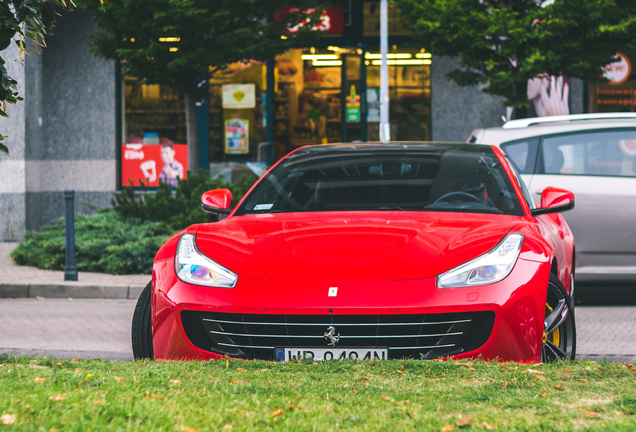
[184,88,199,174]
[513,81,529,120]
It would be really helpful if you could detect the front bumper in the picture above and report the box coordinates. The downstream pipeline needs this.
[151,257,549,363]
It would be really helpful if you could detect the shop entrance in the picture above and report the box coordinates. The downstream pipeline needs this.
[273,46,431,159]
[279,47,367,152]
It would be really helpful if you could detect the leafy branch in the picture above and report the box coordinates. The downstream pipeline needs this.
[0,0,71,155]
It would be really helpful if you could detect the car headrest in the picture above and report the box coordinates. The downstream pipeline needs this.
[544,146,565,174]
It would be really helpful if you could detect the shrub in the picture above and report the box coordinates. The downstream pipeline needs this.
[11,210,174,274]
[112,172,255,231]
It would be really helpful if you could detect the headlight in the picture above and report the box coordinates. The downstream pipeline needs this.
[175,233,238,288]
[437,233,524,288]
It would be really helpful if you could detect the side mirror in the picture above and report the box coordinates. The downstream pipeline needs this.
[201,189,232,217]
[530,187,575,217]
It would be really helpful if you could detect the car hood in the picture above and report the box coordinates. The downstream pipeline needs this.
[195,211,520,281]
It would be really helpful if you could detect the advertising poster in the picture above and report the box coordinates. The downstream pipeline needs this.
[594,52,635,111]
[121,140,188,187]
[225,119,249,154]
[346,85,360,122]
[527,75,570,117]
[222,84,256,109]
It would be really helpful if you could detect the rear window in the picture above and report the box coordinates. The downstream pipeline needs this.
[235,146,523,216]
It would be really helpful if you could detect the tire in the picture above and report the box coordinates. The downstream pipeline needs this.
[132,281,154,360]
[541,273,576,362]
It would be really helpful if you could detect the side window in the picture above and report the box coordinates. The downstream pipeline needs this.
[539,129,636,177]
[500,138,539,174]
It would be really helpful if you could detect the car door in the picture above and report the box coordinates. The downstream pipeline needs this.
[522,129,636,281]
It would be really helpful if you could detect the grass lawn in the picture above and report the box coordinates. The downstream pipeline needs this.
[0,356,635,431]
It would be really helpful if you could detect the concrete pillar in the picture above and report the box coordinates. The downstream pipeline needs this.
[0,43,27,240]
[0,12,117,241]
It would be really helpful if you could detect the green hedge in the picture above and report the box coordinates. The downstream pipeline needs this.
[11,210,172,274]
[10,172,256,275]
[112,172,255,231]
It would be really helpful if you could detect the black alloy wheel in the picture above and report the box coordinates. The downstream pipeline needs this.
[542,273,576,361]
[132,281,154,360]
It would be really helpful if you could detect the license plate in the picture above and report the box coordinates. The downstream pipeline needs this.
[275,347,387,362]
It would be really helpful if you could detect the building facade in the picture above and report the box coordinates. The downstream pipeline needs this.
[1,3,611,241]
[0,12,117,241]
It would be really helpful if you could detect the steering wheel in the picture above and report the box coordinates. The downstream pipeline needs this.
[433,191,483,204]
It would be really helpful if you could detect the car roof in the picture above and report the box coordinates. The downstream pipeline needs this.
[293,141,494,155]
[503,113,636,129]
[470,115,636,145]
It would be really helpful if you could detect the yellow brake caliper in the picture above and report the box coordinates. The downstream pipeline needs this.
[544,302,560,346]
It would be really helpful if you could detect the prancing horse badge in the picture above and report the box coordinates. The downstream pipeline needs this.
[328,287,338,297]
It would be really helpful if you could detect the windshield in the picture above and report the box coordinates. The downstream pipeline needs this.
[234,145,523,216]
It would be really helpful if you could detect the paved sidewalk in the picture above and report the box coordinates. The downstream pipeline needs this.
[0,243,150,300]
[0,299,136,360]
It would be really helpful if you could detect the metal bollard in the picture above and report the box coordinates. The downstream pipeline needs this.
[64,190,78,281]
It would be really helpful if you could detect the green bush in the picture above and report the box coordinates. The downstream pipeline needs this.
[113,172,255,231]
[11,172,257,274]
[11,210,173,274]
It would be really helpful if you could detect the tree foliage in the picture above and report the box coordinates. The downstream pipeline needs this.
[0,0,66,154]
[394,0,636,109]
[81,0,325,92]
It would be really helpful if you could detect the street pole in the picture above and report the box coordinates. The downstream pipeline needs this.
[64,190,78,281]
[266,57,275,166]
[379,0,390,144]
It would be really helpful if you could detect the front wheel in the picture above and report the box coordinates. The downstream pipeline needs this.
[541,274,576,361]
[132,282,154,360]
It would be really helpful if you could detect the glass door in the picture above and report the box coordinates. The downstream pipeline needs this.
[365,47,432,141]
[290,48,342,149]
[340,48,366,143]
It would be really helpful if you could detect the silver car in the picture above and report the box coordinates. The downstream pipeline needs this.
[469,113,636,284]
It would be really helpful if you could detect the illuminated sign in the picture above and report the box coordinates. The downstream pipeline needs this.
[275,5,344,34]
[603,52,631,85]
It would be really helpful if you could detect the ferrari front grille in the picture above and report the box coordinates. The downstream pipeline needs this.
[180,311,495,361]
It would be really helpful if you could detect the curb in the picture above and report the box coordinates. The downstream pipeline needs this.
[0,284,145,300]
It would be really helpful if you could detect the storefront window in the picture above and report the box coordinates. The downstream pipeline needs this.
[209,61,267,162]
[280,48,341,154]
[122,78,188,187]
[123,77,186,143]
[365,48,432,141]
[121,2,433,184]
[270,45,431,157]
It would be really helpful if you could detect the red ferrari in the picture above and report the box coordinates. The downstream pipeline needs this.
[132,143,576,363]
